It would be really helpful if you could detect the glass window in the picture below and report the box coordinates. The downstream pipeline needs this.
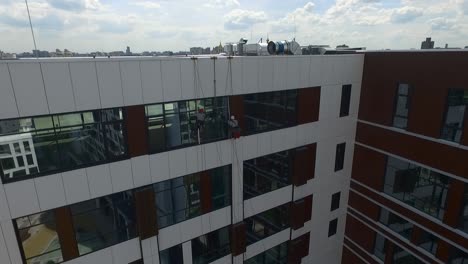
[331,192,341,211]
[373,233,386,261]
[340,84,352,117]
[145,97,229,153]
[154,173,201,228]
[449,247,468,264]
[71,191,137,256]
[15,211,63,264]
[379,208,413,239]
[210,166,232,210]
[459,184,468,234]
[328,218,338,237]
[334,143,346,172]
[417,230,438,255]
[0,108,126,183]
[244,150,292,200]
[244,90,297,135]
[244,241,288,264]
[383,156,450,220]
[192,227,230,264]
[392,246,424,264]
[441,89,467,143]
[160,244,183,264]
[245,203,290,245]
[393,83,411,129]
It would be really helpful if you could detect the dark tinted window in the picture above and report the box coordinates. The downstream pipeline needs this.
[160,244,183,264]
[154,165,231,228]
[393,83,411,129]
[339,85,351,117]
[441,89,467,143]
[244,241,288,264]
[379,208,413,239]
[192,227,230,264]
[245,203,290,245]
[418,229,438,255]
[146,97,229,153]
[0,108,126,182]
[71,191,137,256]
[154,173,201,228]
[392,246,424,264]
[328,218,338,237]
[334,143,346,172]
[449,247,468,264]
[383,156,450,220]
[244,90,297,135]
[331,192,341,211]
[244,150,292,200]
[373,233,386,261]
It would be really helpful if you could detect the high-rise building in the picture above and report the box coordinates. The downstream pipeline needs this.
[343,51,468,264]
[0,51,466,264]
[421,37,435,49]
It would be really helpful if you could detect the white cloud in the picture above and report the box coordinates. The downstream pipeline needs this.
[430,17,456,31]
[391,7,423,23]
[132,1,161,9]
[204,0,240,8]
[224,9,267,30]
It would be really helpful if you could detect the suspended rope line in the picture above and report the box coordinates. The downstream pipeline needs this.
[25,0,38,58]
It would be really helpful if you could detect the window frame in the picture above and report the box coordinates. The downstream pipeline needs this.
[440,88,467,143]
[334,142,346,172]
[339,84,352,117]
[330,192,341,211]
[0,107,129,184]
[392,83,412,129]
[328,218,338,237]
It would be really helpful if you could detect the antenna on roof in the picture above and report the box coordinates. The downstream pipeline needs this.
[294,16,296,41]
[24,0,38,58]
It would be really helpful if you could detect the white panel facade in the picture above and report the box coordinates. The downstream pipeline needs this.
[4,180,40,218]
[180,59,196,99]
[196,58,215,98]
[1,220,22,264]
[111,238,141,264]
[41,62,76,113]
[0,64,19,119]
[120,60,143,106]
[244,186,292,218]
[161,59,182,101]
[34,173,66,211]
[140,60,164,104]
[8,63,49,116]
[242,57,259,95]
[131,155,151,188]
[86,164,112,198]
[149,152,170,183]
[62,169,91,204]
[245,228,290,260]
[258,57,274,93]
[69,62,102,111]
[0,224,11,264]
[109,160,134,193]
[0,184,11,221]
[96,61,124,108]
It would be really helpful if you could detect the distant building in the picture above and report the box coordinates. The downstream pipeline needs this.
[126,46,132,56]
[421,37,435,49]
[32,50,49,57]
[336,44,349,49]
[190,47,204,55]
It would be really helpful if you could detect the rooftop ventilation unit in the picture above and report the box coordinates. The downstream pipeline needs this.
[267,40,302,55]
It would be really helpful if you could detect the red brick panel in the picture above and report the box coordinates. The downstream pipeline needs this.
[462,112,468,146]
[200,171,213,214]
[55,207,79,261]
[291,199,305,230]
[356,122,468,179]
[348,190,380,221]
[351,144,387,191]
[304,195,313,222]
[135,187,158,239]
[125,105,149,157]
[293,143,317,186]
[297,87,320,124]
[345,213,376,253]
[360,52,468,138]
[443,180,466,227]
[230,222,246,256]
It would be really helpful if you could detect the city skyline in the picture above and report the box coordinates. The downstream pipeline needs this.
[0,0,467,53]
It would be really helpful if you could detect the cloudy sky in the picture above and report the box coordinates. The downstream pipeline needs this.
[0,0,467,53]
